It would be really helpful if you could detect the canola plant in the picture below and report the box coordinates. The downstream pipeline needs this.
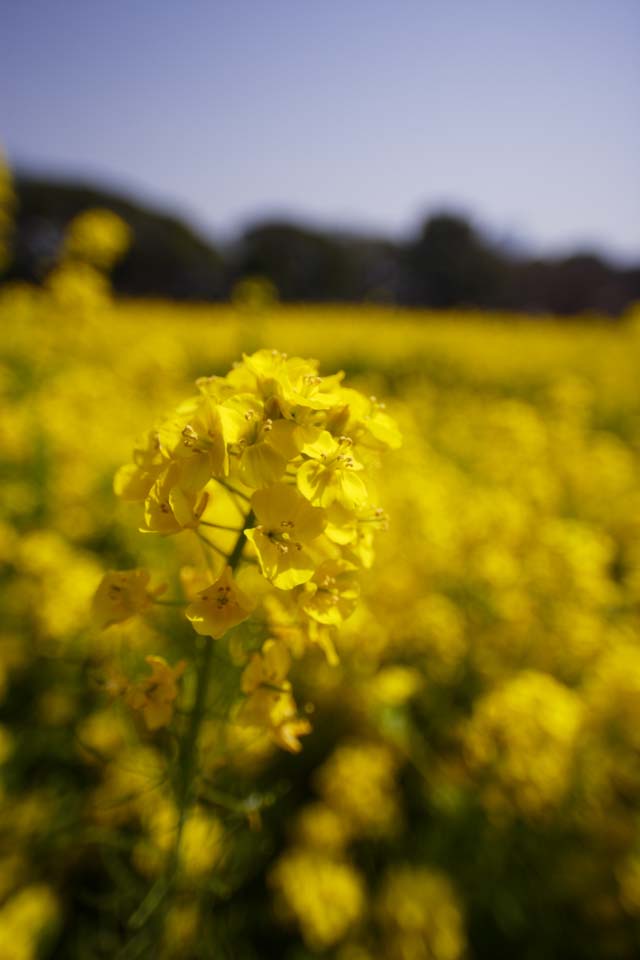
[2,191,640,959]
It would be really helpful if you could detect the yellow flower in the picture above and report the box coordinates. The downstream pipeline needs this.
[377,866,466,960]
[186,566,254,638]
[245,483,326,589]
[464,670,584,818]
[294,802,351,853]
[239,640,311,752]
[219,394,299,488]
[127,656,186,731]
[241,638,292,695]
[113,430,167,501]
[0,884,59,960]
[301,559,360,626]
[62,208,131,269]
[91,569,159,629]
[297,432,368,510]
[159,393,228,490]
[316,740,401,836]
[143,464,208,534]
[335,388,402,451]
[269,849,364,950]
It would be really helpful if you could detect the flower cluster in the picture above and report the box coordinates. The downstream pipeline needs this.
[45,208,131,313]
[94,349,400,750]
[463,670,584,818]
[377,866,466,960]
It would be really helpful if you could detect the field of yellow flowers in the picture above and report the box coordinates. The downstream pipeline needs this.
[2,209,640,960]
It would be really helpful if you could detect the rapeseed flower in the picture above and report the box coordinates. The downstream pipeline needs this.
[186,566,254,638]
[91,569,160,629]
[127,656,186,731]
[246,483,326,589]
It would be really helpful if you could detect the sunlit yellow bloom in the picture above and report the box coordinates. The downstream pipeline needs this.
[325,503,387,568]
[91,569,160,629]
[114,430,167,501]
[143,464,208,533]
[335,388,402,451]
[297,431,367,510]
[246,483,326,589]
[219,393,300,488]
[159,393,228,489]
[127,656,186,731]
[300,559,360,626]
[186,566,254,638]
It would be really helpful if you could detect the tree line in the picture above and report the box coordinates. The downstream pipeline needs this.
[5,175,639,316]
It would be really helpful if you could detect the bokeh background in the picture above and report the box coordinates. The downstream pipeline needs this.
[2,2,640,959]
[2,0,639,311]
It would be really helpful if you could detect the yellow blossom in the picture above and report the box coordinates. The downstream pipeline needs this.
[246,483,326,589]
[377,866,466,960]
[62,208,131,269]
[142,463,208,534]
[127,656,186,731]
[91,569,160,629]
[269,849,365,950]
[298,431,368,510]
[186,566,254,638]
[300,558,360,626]
[239,639,311,752]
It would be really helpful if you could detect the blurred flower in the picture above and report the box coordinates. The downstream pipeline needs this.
[91,568,160,629]
[127,655,186,731]
[377,865,466,960]
[270,849,365,950]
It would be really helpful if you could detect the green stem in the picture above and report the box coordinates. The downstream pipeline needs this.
[146,512,253,941]
[227,510,254,568]
[176,635,215,821]
[176,518,251,812]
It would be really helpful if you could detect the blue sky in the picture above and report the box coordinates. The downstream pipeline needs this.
[1,0,639,261]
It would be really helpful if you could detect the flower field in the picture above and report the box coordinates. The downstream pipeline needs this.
[2,222,640,958]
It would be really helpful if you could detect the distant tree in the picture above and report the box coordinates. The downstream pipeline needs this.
[511,253,639,316]
[235,223,354,301]
[405,213,507,308]
[546,254,623,315]
[8,177,226,300]
[4,175,639,315]
[234,222,402,303]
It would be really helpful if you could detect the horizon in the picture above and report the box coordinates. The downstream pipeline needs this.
[3,1,639,264]
[13,165,639,269]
